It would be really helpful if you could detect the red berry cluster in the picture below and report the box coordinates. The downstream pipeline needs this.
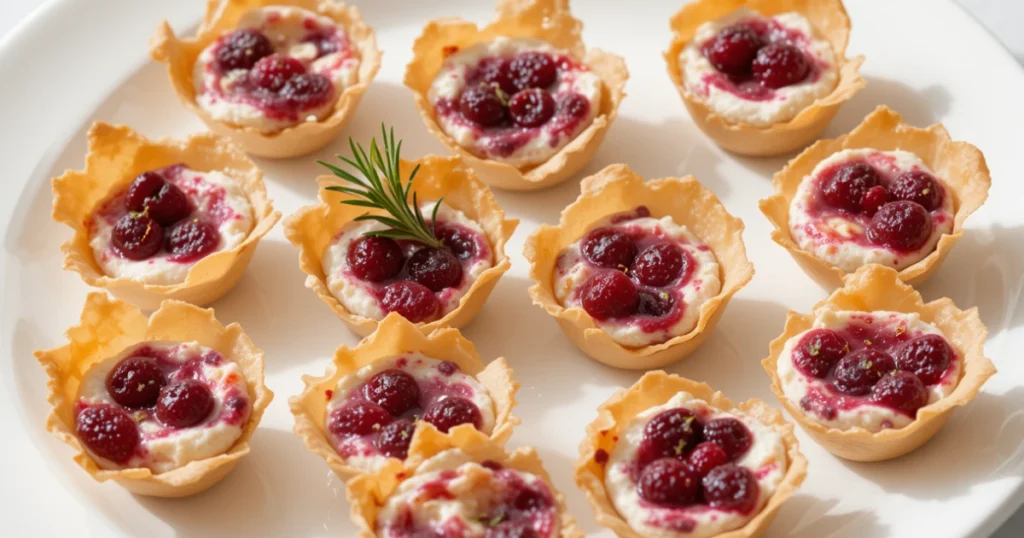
[702,24,811,89]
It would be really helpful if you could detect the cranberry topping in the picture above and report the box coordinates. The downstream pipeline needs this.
[347,236,404,282]
[631,244,688,287]
[106,356,166,409]
[365,369,421,416]
[821,163,882,212]
[894,334,953,385]
[166,219,220,261]
[637,291,675,317]
[702,464,759,512]
[437,361,459,376]
[639,408,703,464]
[791,329,849,379]
[112,214,164,260]
[302,31,340,57]
[477,58,518,95]
[215,29,274,72]
[459,84,507,127]
[637,457,701,506]
[381,281,441,323]
[580,271,639,320]
[751,43,810,89]
[509,52,557,91]
[871,371,929,416]
[156,380,215,428]
[376,419,416,459]
[486,522,538,538]
[407,247,464,292]
[75,405,140,464]
[423,397,482,433]
[125,171,191,225]
[557,93,590,120]
[861,185,890,216]
[437,225,478,260]
[831,348,896,396]
[687,441,730,479]
[702,418,752,461]
[704,25,764,77]
[891,170,943,211]
[249,55,306,92]
[867,201,933,251]
[581,228,637,269]
[511,485,550,513]
[329,401,392,437]
[279,73,334,108]
[508,89,555,127]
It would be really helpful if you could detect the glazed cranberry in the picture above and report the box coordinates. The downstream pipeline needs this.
[891,170,943,211]
[407,247,464,291]
[508,89,555,127]
[249,55,305,92]
[632,244,687,287]
[436,225,477,260]
[703,418,752,460]
[861,185,890,216]
[376,419,416,459]
[459,84,506,127]
[347,236,404,282]
[751,43,810,89]
[703,464,760,512]
[329,401,392,437]
[871,371,929,416]
[580,271,639,320]
[381,281,441,323]
[215,29,274,72]
[557,93,590,120]
[821,162,882,212]
[166,220,220,260]
[639,408,703,463]
[791,329,849,379]
[894,334,953,385]
[437,361,459,376]
[704,25,763,77]
[156,380,215,428]
[637,457,700,506]
[637,291,675,317]
[125,171,191,225]
[423,397,483,433]
[478,58,518,95]
[831,348,896,396]
[512,487,550,513]
[75,405,140,464]
[486,522,538,538]
[106,356,166,409]
[280,73,334,108]
[365,369,420,416]
[687,441,729,479]
[112,214,164,260]
[581,228,637,268]
[302,31,340,57]
[509,52,557,91]
[867,201,933,251]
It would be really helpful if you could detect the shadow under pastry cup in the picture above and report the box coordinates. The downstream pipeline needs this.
[761,265,996,462]
[52,122,280,311]
[759,105,991,290]
[665,0,865,157]
[575,371,807,538]
[150,0,381,159]
[348,426,582,538]
[403,0,628,191]
[35,292,273,498]
[524,164,754,370]
[290,313,520,481]
[284,155,518,337]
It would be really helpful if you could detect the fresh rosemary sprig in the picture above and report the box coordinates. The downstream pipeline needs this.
[318,125,444,249]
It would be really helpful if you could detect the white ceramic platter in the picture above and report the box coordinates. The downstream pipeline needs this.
[2,0,1023,536]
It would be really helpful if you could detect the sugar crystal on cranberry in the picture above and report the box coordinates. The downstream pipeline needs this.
[831,348,896,396]
[112,214,164,261]
[423,396,482,433]
[704,25,763,77]
[637,457,701,506]
[407,247,463,292]
[365,369,420,416]
[376,419,416,459]
[166,219,220,261]
[509,52,557,91]
[821,162,881,212]
[702,417,752,460]
[459,84,507,127]
[215,29,274,72]
[891,170,943,211]
[702,464,760,512]
[751,43,810,89]
[894,334,953,385]
[580,271,639,320]
[639,408,703,464]
[329,401,392,437]
[871,371,929,416]
[347,236,404,282]
[631,243,688,287]
[76,405,140,464]
[156,379,215,428]
[509,89,555,127]
[106,356,166,409]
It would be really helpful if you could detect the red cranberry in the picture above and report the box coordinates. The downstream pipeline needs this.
[580,271,639,320]
[407,247,463,292]
[637,457,700,506]
[632,244,688,287]
[639,408,703,464]
[249,55,305,92]
[703,418,752,461]
[106,356,166,409]
[347,236,404,282]
[637,291,675,317]
[861,185,890,216]
[381,281,441,323]
[891,170,943,211]
[508,89,555,127]
[376,419,416,459]
[280,73,334,108]
[821,163,882,212]
[486,522,538,538]
[704,25,763,77]
[687,441,729,479]
[329,401,392,437]
[156,380,215,428]
[512,487,550,513]
[215,29,274,72]
[75,405,140,464]
[581,228,637,269]
[791,329,849,379]
[871,371,929,416]
[459,84,506,127]
[867,201,933,251]
[557,93,590,120]
[478,58,518,95]
[894,334,953,385]
[751,43,810,89]
[166,220,220,260]
[125,171,191,225]
[112,214,164,260]
[365,369,420,416]
[702,464,760,512]
[509,52,557,91]
[436,225,477,260]
[831,348,896,396]
[423,397,482,433]
[302,31,340,57]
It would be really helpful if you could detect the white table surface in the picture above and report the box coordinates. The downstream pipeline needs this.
[1,0,1022,536]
